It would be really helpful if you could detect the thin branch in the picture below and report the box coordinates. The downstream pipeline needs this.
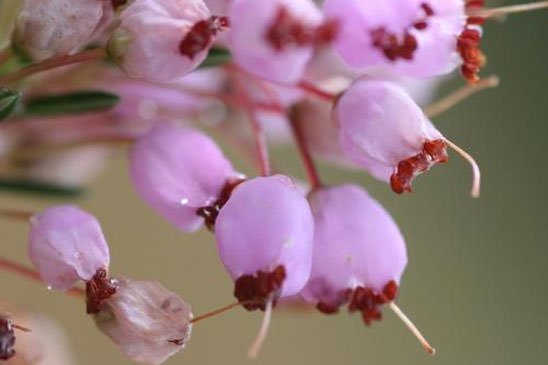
[0,48,105,85]
[425,75,499,118]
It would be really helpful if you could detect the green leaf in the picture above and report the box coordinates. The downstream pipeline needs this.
[0,178,85,197]
[24,90,120,116]
[200,47,231,69]
[0,88,20,121]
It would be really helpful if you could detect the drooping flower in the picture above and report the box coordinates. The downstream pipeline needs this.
[92,277,193,365]
[28,205,110,290]
[215,175,314,309]
[324,0,465,77]
[301,184,407,323]
[110,0,228,82]
[13,0,114,60]
[334,78,448,194]
[129,123,240,232]
[228,0,336,84]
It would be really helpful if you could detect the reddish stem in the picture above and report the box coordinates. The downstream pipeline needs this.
[289,110,322,190]
[233,76,271,176]
[181,87,284,114]
[298,80,337,102]
[0,209,34,221]
[191,301,241,324]
[0,48,105,85]
[0,256,85,297]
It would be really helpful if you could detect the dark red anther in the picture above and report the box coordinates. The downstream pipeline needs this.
[315,18,340,45]
[86,268,118,314]
[179,16,229,59]
[266,6,339,51]
[345,281,398,326]
[371,28,419,62]
[371,2,437,61]
[458,2,486,83]
[0,317,15,360]
[361,308,382,326]
[382,280,398,301]
[421,3,435,17]
[234,265,286,311]
[390,139,448,194]
[413,21,428,30]
[467,16,486,25]
[316,302,340,314]
[466,0,485,9]
[196,178,246,231]
[111,0,128,9]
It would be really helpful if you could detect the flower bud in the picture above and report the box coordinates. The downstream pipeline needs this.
[92,277,192,364]
[28,205,110,290]
[335,79,447,193]
[13,0,113,60]
[324,0,465,77]
[129,123,239,232]
[111,0,226,82]
[301,184,407,322]
[228,0,325,84]
[215,175,314,309]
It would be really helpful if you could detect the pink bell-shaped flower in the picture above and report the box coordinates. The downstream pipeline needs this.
[215,175,314,307]
[28,205,110,291]
[110,0,228,82]
[324,0,465,77]
[301,184,407,319]
[335,79,449,194]
[129,123,240,232]
[228,0,335,84]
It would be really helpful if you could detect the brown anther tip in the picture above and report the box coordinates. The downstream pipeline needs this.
[86,268,118,314]
[390,139,448,194]
[234,265,286,311]
[196,178,246,231]
[179,16,229,59]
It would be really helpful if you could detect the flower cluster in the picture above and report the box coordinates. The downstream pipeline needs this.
[0,0,546,363]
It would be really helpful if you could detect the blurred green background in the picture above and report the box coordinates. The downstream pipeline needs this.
[1,1,547,364]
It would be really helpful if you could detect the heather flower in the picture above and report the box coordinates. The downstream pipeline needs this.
[301,184,407,318]
[110,0,228,82]
[6,312,76,365]
[28,205,110,290]
[215,174,314,357]
[335,78,449,194]
[229,0,332,84]
[92,277,192,364]
[324,0,465,77]
[129,123,240,232]
[13,0,114,61]
[215,175,314,307]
